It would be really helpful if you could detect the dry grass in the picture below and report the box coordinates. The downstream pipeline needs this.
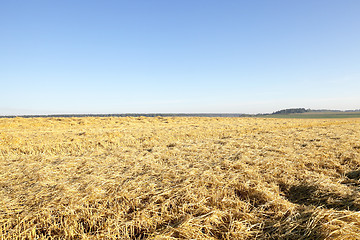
[1,117,360,239]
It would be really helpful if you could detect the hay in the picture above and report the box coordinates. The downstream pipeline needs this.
[0,117,360,239]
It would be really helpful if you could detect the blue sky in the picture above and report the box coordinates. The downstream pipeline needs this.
[1,0,359,115]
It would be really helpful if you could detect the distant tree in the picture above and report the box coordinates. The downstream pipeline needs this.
[272,108,307,115]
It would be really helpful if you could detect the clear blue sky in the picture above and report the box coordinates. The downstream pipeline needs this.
[1,0,359,115]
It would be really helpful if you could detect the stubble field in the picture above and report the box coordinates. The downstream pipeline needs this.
[1,117,360,239]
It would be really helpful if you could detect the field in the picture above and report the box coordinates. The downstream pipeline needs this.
[1,117,360,239]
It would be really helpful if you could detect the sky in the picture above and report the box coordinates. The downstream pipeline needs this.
[1,0,360,115]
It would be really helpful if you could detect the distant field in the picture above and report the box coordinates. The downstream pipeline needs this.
[263,111,360,119]
[1,117,360,239]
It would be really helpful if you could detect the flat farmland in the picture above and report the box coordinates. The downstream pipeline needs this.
[1,117,360,239]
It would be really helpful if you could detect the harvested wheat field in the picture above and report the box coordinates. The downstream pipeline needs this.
[1,117,360,239]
